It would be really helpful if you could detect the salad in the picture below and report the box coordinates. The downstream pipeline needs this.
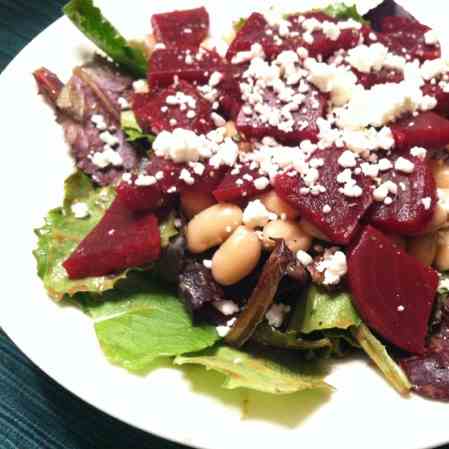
[33,0,449,402]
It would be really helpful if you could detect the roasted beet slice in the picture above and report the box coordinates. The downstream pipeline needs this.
[368,155,436,235]
[354,66,403,89]
[391,112,449,151]
[146,156,225,195]
[236,85,327,145]
[227,11,361,63]
[116,177,165,212]
[379,16,440,62]
[226,13,271,62]
[400,302,449,401]
[274,148,373,245]
[63,197,161,279]
[133,80,215,134]
[148,47,223,88]
[348,225,438,354]
[282,12,361,59]
[151,7,209,48]
[215,64,246,119]
[213,163,268,202]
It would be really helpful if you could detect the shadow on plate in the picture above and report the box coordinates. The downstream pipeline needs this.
[176,362,332,428]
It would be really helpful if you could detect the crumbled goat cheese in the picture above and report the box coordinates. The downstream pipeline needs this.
[395,157,415,174]
[209,71,223,87]
[91,147,123,168]
[91,114,107,131]
[346,43,389,73]
[153,128,206,163]
[297,250,313,266]
[214,300,239,316]
[216,326,231,337]
[421,197,432,210]
[254,176,270,190]
[317,250,348,285]
[265,303,291,328]
[232,43,265,64]
[99,131,119,148]
[71,202,89,219]
[135,174,157,186]
[133,79,149,94]
[117,97,130,110]
[211,112,226,127]
[243,200,276,228]
[203,259,212,269]
[378,158,393,171]
[306,58,359,106]
[338,150,357,168]
[424,29,439,45]
[179,168,195,185]
[410,146,427,160]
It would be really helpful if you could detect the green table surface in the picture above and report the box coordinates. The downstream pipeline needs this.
[0,1,448,449]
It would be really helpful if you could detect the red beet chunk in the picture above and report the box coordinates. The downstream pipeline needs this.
[226,13,271,62]
[354,66,403,89]
[215,64,246,120]
[148,47,223,88]
[116,178,164,212]
[288,12,360,59]
[151,7,209,48]
[400,302,449,401]
[149,156,227,194]
[348,225,438,354]
[368,155,436,235]
[422,82,449,117]
[392,112,449,151]
[274,148,373,244]
[213,163,267,202]
[133,80,215,135]
[379,16,440,62]
[63,197,161,279]
[236,85,327,145]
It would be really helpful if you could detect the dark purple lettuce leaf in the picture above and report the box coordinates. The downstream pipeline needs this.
[400,302,449,401]
[178,261,227,314]
[363,0,413,31]
[225,241,298,347]
[35,58,141,186]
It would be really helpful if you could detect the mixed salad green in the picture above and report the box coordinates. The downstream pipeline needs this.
[33,0,449,403]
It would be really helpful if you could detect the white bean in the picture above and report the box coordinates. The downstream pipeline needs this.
[408,233,437,266]
[258,190,299,220]
[435,230,449,271]
[212,226,262,286]
[263,220,312,252]
[186,203,242,253]
[299,219,329,242]
[432,160,449,189]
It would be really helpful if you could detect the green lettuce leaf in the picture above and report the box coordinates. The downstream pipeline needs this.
[324,3,368,24]
[80,274,219,373]
[64,0,148,78]
[33,172,125,300]
[159,212,179,248]
[233,17,246,32]
[290,285,362,334]
[252,322,332,351]
[175,345,333,395]
[120,111,155,144]
[351,324,411,396]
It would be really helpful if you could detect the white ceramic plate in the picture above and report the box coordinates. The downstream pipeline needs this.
[1,1,448,448]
